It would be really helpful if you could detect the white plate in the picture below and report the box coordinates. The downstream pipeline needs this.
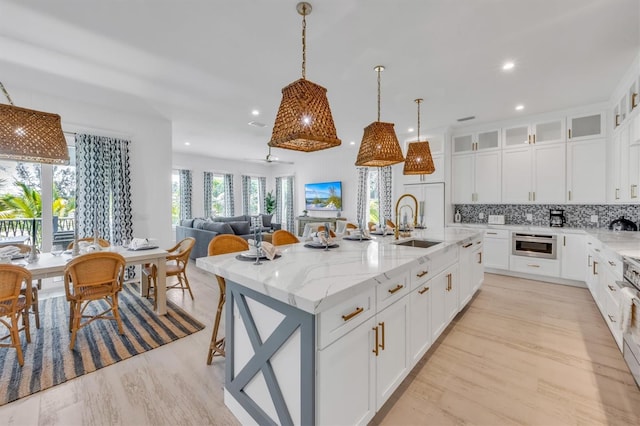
[239,250,267,259]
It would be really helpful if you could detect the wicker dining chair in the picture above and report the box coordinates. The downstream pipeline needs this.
[0,264,32,366]
[66,237,111,250]
[317,226,337,238]
[64,251,126,350]
[367,222,376,232]
[346,223,358,230]
[12,244,40,329]
[142,237,196,309]
[206,234,249,364]
[271,229,300,246]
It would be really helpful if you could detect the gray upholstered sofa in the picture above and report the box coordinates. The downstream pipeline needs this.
[176,214,281,260]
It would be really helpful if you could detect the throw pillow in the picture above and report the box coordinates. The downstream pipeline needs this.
[202,222,234,234]
[180,219,195,228]
[260,214,273,228]
[193,218,208,229]
[228,221,251,235]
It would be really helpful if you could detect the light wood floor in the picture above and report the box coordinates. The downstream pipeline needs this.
[2,269,640,425]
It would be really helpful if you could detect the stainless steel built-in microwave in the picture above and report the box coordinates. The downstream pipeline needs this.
[511,232,557,259]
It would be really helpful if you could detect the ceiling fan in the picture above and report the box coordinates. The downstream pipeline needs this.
[246,146,294,165]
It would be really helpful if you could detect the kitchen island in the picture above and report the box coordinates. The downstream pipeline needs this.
[196,227,484,425]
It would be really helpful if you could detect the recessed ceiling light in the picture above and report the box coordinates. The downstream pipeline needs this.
[251,109,260,116]
[184,142,191,146]
[515,104,524,111]
[408,127,414,132]
[502,61,515,71]
[349,141,355,146]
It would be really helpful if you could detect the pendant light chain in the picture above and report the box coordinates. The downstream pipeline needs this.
[0,82,14,106]
[301,4,307,79]
[416,98,422,140]
[377,67,381,122]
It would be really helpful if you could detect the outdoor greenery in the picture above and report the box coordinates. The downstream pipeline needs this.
[265,190,276,214]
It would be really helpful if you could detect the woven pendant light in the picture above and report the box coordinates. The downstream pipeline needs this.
[403,98,435,175]
[355,66,404,167]
[0,82,69,165]
[269,2,341,152]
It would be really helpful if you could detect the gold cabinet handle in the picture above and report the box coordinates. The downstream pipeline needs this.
[632,184,638,199]
[486,232,497,235]
[379,322,385,350]
[527,264,541,268]
[388,284,404,294]
[532,191,536,202]
[446,273,452,291]
[594,248,601,252]
[615,188,620,200]
[416,270,428,278]
[532,134,536,144]
[418,286,430,295]
[615,114,621,127]
[568,190,572,201]
[633,93,638,109]
[478,252,482,264]
[608,261,616,267]
[528,191,531,201]
[593,260,598,275]
[563,236,566,246]
[568,128,572,139]
[372,326,379,356]
[587,254,592,267]
[608,285,616,292]
[342,307,364,322]
[463,243,473,248]
[608,314,616,323]
[528,134,531,144]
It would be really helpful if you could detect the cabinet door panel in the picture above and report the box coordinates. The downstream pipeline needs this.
[317,317,376,426]
[376,298,410,409]
[568,113,604,140]
[503,125,530,147]
[452,154,474,203]
[409,285,432,364]
[534,120,564,144]
[453,135,474,153]
[474,151,501,203]
[502,148,531,203]
[483,237,509,270]
[560,234,586,281]
[533,144,566,203]
[444,266,459,322]
[567,138,606,203]
[431,272,447,341]
[477,130,500,150]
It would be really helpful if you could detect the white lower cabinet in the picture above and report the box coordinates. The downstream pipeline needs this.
[510,255,560,277]
[409,282,432,364]
[317,315,376,426]
[483,230,509,270]
[375,297,410,408]
[459,238,483,307]
[560,233,586,281]
[444,265,460,323]
[471,242,484,293]
[431,267,449,342]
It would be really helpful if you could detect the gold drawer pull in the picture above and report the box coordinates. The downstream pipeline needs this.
[608,314,616,323]
[379,322,385,350]
[607,285,616,292]
[342,307,364,322]
[486,232,497,235]
[416,270,428,278]
[373,326,379,356]
[388,284,404,294]
[418,286,430,295]
[463,243,472,248]
[527,264,540,268]
[608,261,616,267]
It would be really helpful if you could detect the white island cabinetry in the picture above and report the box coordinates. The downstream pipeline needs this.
[197,229,483,425]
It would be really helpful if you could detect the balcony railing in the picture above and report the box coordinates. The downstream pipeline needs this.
[0,217,76,247]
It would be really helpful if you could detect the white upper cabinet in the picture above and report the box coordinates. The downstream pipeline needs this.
[453,129,500,154]
[503,119,564,148]
[567,138,607,203]
[452,151,501,204]
[567,112,605,141]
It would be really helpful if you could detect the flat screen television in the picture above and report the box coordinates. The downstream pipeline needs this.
[304,181,342,211]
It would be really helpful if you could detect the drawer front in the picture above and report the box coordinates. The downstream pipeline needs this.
[484,229,509,239]
[410,258,431,290]
[428,247,458,279]
[602,251,623,279]
[376,272,410,310]
[510,255,560,277]
[317,287,375,349]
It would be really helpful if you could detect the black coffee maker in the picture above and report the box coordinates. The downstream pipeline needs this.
[549,209,566,227]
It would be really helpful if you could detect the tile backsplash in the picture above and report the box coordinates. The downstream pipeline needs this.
[453,204,640,229]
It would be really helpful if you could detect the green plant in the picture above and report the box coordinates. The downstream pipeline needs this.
[265,191,276,214]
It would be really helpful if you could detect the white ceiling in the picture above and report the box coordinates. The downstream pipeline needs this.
[0,0,638,164]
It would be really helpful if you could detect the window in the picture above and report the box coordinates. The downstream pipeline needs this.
[171,170,180,225]
[209,174,225,216]
[368,169,379,224]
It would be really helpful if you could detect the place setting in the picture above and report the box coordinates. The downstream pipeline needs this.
[236,238,281,264]
[304,229,339,250]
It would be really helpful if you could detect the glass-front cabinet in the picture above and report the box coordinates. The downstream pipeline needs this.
[503,119,564,148]
[567,112,604,141]
[453,129,500,154]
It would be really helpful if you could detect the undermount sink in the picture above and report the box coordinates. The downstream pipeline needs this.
[392,239,442,249]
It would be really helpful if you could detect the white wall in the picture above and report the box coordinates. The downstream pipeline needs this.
[10,87,174,248]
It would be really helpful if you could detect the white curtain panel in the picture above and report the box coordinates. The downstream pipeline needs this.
[179,169,192,221]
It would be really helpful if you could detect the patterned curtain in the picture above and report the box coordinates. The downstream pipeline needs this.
[275,177,282,224]
[224,173,234,216]
[75,133,133,246]
[179,169,192,221]
[203,171,213,218]
[259,177,267,213]
[379,166,393,224]
[241,175,251,215]
[356,167,369,228]
[284,176,294,231]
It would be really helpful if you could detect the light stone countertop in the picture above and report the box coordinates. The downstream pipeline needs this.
[196,227,482,314]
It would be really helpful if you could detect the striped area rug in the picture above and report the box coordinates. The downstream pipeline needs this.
[0,283,205,406]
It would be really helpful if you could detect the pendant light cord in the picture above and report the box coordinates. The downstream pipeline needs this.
[416,98,422,141]
[0,82,14,106]
[301,4,307,79]
[376,68,381,122]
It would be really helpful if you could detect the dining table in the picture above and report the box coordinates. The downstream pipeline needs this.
[13,246,170,315]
